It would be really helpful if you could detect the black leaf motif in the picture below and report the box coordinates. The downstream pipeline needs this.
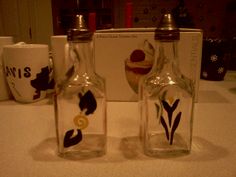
[170,112,182,145]
[78,90,97,115]
[161,116,169,140]
[64,129,82,148]
[172,99,180,112]
[162,99,180,127]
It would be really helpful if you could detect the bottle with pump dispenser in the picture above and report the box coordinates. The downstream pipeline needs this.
[139,13,194,157]
[54,14,107,159]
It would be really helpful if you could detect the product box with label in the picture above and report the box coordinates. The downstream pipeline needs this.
[94,28,203,102]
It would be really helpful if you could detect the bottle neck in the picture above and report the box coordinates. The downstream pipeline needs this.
[153,40,180,75]
[69,40,95,76]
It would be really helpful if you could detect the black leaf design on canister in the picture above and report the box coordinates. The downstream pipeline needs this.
[156,99,182,145]
[161,116,169,140]
[78,90,97,115]
[63,129,82,148]
[170,112,182,145]
[162,99,180,127]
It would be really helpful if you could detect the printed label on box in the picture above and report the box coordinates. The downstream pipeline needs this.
[94,28,202,102]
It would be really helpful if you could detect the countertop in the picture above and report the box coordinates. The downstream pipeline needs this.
[1,71,236,177]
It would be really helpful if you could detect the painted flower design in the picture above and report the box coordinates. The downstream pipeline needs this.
[156,99,182,145]
[63,90,97,148]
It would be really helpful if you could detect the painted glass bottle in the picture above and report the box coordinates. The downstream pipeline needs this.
[54,15,106,158]
[139,13,194,157]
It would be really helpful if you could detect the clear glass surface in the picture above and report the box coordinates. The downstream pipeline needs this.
[54,40,107,159]
[139,41,194,157]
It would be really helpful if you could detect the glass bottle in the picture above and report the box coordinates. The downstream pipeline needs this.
[139,13,194,157]
[54,15,107,159]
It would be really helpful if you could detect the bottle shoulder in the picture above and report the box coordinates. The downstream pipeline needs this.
[141,72,194,94]
[58,73,106,96]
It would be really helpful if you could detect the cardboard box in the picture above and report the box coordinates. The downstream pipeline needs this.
[94,28,203,102]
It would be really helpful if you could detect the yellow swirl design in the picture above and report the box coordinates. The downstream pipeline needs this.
[73,115,89,130]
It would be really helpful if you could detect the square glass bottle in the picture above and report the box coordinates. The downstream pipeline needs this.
[54,15,107,159]
[139,13,194,157]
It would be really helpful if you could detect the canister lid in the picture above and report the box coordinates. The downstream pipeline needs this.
[155,13,180,40]
[67,14,93,41]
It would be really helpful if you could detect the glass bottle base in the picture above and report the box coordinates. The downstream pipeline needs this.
[143,133,191,158]
[144,148,190,158]
[58,149,106,160]
[57,134,106,160]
